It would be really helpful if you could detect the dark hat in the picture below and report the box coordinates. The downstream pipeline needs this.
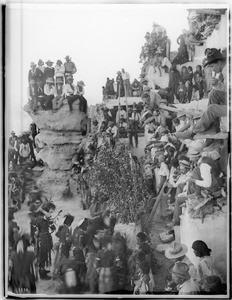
[138,261,150,274]
[203,48,226,67]
[65,55,71,60]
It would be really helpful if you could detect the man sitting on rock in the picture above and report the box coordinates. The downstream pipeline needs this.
[44,77,56,110]
[63,75,78,112]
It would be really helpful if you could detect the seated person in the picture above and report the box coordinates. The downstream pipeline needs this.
[44,77,56,110]
[63,75,78,112]
[131,80,141,97]
[53,78,64,111]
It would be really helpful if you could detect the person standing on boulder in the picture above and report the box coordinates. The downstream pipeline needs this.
[121,68,131,97]
[64,55,77,83]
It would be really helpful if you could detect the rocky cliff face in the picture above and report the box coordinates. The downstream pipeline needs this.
[24,99,86,200]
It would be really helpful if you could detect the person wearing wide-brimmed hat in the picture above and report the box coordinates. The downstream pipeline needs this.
[76,81,88,114]
[165,242,197,280]
[44,60,55,80]
[28,61,44,84]
[64,55,77,83]
[43,77,56,110]
[37,59,45,73]
[170,261,200,295]
[63,75,78,112]
[191,48,227,136]
[54,59,65,84]
[186,155,221,197]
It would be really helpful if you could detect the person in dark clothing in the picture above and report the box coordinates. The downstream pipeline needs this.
[8,209,20,253]
[44,60,55,80]
[30,122,38,148]
[172,34,189,65]
[36,202,56,279]
[9,234,38,294]
[76,81,88,114]
[169,65,182,100]
[116,72,125,99]
[28,62,44,84]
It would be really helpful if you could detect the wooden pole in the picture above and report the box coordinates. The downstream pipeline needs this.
[117,83,121,138]
[124,83,130,146]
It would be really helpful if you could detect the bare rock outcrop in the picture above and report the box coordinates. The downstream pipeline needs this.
[24,100,86,200]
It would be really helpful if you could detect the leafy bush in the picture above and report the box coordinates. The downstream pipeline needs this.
[87,141,150,224]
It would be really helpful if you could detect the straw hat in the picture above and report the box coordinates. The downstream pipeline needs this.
[77,80,85,87]
[165,241,188,259]
[187,148,201,158]
[46,60,54,65]
[177,112,186,118]
[38,59,44,65]
[30,62,36,68]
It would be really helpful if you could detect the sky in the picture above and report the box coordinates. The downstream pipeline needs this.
[6,3,191,134]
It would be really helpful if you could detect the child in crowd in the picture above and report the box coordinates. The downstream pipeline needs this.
[191,85,200,101]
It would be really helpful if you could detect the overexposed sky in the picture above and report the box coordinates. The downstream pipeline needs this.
[9,3,217,133]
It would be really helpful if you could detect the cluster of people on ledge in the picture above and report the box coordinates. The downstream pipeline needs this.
[102,68,141,100]
[27,56,87,114]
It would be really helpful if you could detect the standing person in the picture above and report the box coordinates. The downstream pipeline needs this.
[96,236,117,294]
[192,240,214,286]
[185,80,192,103]
[64,75,78,112]
[12,135,20,166]
[36,202,56,279]
[121,68,131,97]
[30,122,38,148]
[8,209,20,253]
[54,214,75,275]
[54,59,65,84]
[76,81,88,114]
[64,55,77,83]
[170,262,200,295]
[28,62,43,84]
[44,77,56,110]
[195,73,205,99]
[191,85,200,101]
[169,65,182,100]
[27,79,38,114]
[9,234,38,294]
[172,33,189,65]
[37,59,45,73]
[116,71,124,99]
[44,60,55,81]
